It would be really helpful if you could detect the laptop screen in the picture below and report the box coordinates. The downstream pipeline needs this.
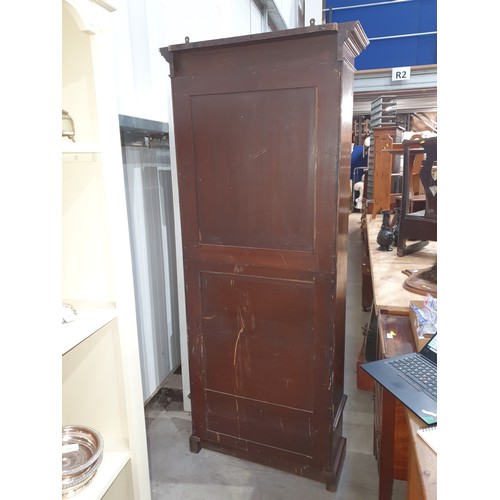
[422,333,437,364]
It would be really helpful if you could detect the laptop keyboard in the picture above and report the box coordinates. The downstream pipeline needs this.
[389,356,437,398]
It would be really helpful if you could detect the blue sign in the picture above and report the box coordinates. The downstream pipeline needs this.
[323,0,437,71]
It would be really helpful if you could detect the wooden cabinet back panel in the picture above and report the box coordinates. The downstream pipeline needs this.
[162,23,368,487]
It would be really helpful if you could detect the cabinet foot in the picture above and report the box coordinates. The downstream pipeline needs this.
[325,436,347,491]
[189,435,202,453]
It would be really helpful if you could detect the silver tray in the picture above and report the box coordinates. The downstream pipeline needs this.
[62,452,103,497]
[62,425,103,478]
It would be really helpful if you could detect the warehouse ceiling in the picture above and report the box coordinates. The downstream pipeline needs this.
[353,66,437,117]
[353,88,437,116]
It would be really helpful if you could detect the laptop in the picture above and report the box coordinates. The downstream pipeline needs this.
[361,333,437,425]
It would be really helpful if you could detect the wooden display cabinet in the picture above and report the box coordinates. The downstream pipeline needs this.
[161,22,368,490]
[62,2,151,498]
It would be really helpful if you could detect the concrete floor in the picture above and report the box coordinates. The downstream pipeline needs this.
[144,212,406,499]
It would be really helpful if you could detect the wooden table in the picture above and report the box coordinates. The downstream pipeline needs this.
[375,319,437,500]
[367,216,437,315]
[406,410,437,500]
[366,216,437,500]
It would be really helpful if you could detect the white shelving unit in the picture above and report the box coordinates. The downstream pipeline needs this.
[61,306,117,355]
[62,1,151,498]
[62,142,102,154]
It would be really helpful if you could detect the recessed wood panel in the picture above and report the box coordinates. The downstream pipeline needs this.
[191,88,316,251]
[201,272,315,410]
[206,391,314,457]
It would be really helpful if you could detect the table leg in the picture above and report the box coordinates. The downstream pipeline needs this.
[379,388,396,500]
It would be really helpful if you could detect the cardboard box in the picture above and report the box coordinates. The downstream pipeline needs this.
[409,300,435,351]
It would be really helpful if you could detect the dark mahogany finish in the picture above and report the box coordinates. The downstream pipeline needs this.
[161,22,368,490]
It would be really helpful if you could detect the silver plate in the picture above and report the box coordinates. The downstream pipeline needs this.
[62,425,103,478]
[62,452,103,496]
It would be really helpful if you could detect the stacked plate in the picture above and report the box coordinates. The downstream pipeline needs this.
[62,425,104,496]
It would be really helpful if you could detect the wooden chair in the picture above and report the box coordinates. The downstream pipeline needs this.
[397,135,437,256]
[393,134,426,213]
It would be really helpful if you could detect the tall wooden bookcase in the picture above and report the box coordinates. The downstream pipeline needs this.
[62,1,151,498]
[161,22,368,490]
[370,125,405,218]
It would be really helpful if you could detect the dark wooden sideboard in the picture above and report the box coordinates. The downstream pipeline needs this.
[161,23,368,490]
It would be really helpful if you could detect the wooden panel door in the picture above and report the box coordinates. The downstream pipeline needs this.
[161,22,368,490]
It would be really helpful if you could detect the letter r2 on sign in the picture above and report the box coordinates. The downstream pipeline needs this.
[392,67,411,81]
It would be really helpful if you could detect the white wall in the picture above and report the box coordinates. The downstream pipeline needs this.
[304,0,322,26]
[112,0,322,123]
[275,0,301,28]
[274,0,322,29]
